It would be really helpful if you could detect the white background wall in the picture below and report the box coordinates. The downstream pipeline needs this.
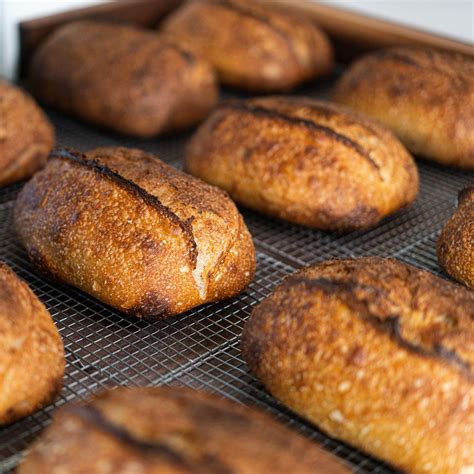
[0,0,473,80]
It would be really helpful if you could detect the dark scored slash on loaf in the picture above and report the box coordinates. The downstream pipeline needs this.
[221,102,381,173]
[371,49,471,90]
[208,0,300,59]
[283,276,473,380]
[66,405,195,467]
[51,148,198,267]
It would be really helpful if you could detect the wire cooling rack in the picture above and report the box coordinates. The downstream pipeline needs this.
[0,84,472,472]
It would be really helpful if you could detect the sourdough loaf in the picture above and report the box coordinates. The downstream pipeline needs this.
[242,257,474,473]
[0,262,64,424]
[29,21,218,136]
[0,80,53,186]
[18,387,349,473]
[333,47,474,169]
[14,147,255,319]
[162,0,334,92]
[185,97,419,231]
[437,186,474,289]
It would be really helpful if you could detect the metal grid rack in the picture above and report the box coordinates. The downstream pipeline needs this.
[0,85,472,472]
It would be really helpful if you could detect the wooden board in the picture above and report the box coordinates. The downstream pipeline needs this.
[265,0,474,61]
[17,0,474,78]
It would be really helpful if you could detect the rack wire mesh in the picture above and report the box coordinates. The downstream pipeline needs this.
[0,83,472,472]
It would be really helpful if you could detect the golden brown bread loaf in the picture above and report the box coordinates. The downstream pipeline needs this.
[29,21,218,137]
[0,80,53,186]
[14,147,255,319]
[18,387,350,473]
[0,262,64,425]
[161,0,334,92]
[333,47,474,169]
[185,96,419,231]
[437,186,474,289]
[242,257,474,474]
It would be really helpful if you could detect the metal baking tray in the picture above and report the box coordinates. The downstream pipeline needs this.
[1,1,473,471]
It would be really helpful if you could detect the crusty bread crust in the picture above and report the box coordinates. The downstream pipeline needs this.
[333,47,474,169]
[185,97,419,231]
[437,186,474,288]
[0,81,53,186]
[29,21,218,137]
[162,0,334,92]
[242,257,474,474]
[0,262,64,425]
[14,147,255,319]
[18,387,349,473]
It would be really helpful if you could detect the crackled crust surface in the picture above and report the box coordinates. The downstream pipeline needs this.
[14,147,255,319]
[242,257,474,474]
[0,262,64,424]
[333,47,474,169]
[437,186,474,288]
[29,21,218,137]
[18,387,349,473]
[162,0,334,91]
[0,80,53,186]
[185,97,419,231]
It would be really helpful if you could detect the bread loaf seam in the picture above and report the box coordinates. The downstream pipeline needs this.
[283,275,473,380]
[51,149,198,270]
[372,50,470,90]
[206,0,301,63]
[65,404,194,466]
[218,102,382,174]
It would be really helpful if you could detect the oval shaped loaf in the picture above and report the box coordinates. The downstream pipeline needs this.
[437,186,474,289]
[0,262,64,424]
[18,386,349,474]
[161,0,334,92]
[185,97,419,231]
[0,80,53,186]
[242,257,474,474]
[29,21,218,137]
[14,147,256,319]
[333,47,474,169]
